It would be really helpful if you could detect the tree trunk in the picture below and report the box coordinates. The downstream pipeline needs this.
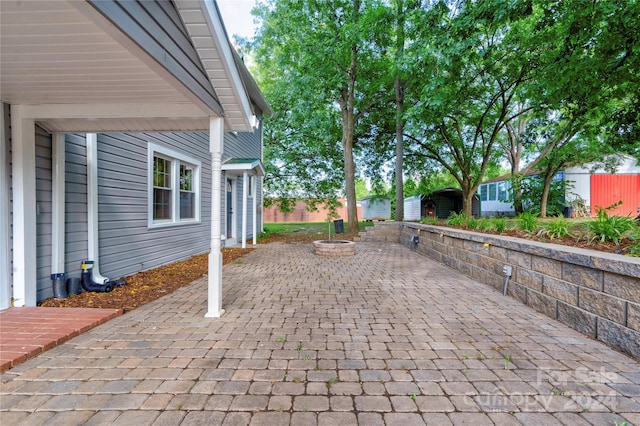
[393,0,405,222]
[511,170,524,215]
[394,78,404,221]
[341,37,359,234]
[460,179,477,217]
[342,126,359,232]
[539,172,555,218]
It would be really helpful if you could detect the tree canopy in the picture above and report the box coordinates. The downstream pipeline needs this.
[249,0,640,220]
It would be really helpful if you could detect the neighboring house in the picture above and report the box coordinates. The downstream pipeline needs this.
[477,155,640,217]
[403,188,480,220]
[0,0,271,317]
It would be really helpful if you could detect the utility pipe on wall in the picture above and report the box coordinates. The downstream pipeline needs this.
[86,133,108,284]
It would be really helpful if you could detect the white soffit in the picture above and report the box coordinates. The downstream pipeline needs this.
[174,0,254,132]
[0,0,240,132]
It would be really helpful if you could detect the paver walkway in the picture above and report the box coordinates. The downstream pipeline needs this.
[1,241,639,425]
[0,307,122,372]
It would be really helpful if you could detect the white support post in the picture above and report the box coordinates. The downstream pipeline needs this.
[206,117,225,318]
[252,176,257,245]
[0,104,11,309]
[10,105,37,307]
[242,170,248,249]
[51,133,66,275]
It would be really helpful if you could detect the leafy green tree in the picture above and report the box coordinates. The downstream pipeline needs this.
[404,1,539,216]
[355,177,369,201]
[519,113,612,217]
[252,0,389,232]
[534,0,640,158]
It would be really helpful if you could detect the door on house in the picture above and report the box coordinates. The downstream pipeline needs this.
[226,179,233,238]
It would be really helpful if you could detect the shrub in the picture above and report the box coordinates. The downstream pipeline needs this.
[491,217,507,233]
[447,211,467,226]
[421,216,438,225]
[517,211,539,233]
[543,217,572,239]
[589,206,636,245]
[630,236,640,257]
[477,218,491,231]
[465,217,479,229]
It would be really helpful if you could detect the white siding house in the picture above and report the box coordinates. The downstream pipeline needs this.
[0,0,271,317]
[478,155,640,217]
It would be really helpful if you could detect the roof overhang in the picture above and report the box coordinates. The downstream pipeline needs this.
[222,158,265,177]
[0,0,256,133]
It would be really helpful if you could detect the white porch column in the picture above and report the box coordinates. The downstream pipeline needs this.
[10,105,37,307]
[0,105,11,309]
[206,117,225,318]
[252,175,257,245]
[51,133,66,276]
[241,170,248,249]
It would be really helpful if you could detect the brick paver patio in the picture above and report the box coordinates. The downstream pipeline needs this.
[1,241,639,425]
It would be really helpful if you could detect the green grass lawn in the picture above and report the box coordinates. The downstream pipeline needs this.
[262,221,367,238]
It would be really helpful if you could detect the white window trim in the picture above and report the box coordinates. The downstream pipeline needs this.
[148,142,201,228]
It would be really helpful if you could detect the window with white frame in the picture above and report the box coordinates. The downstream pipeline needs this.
[148,143,200,227]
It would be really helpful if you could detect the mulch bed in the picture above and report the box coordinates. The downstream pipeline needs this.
[39,247,253,313]
[441,225,635,256]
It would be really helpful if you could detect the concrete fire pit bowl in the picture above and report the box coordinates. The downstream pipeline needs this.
[313,240,357,256]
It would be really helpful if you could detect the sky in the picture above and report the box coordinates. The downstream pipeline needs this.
[217,0,259,40]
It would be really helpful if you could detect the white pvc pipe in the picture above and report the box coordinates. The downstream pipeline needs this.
[51,133,66,275]
[86,133,108,284]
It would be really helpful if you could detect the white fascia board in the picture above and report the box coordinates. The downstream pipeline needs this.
[21,103,208,120]
[221,160,265,176]
[197,1,254,130]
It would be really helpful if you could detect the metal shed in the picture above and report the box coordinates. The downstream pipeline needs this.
[426,188,480,219]
[404,195,423,221]
[360,196,391,221]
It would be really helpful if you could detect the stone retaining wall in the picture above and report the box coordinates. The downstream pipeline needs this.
[394,222,640,359]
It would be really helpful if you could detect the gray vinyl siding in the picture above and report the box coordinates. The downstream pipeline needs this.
[88,0,223,116]
[35,127,53,301]
[96,132,211,279]
[223,129,263,240]
[31,126,258,301]
[223,131,261,161]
